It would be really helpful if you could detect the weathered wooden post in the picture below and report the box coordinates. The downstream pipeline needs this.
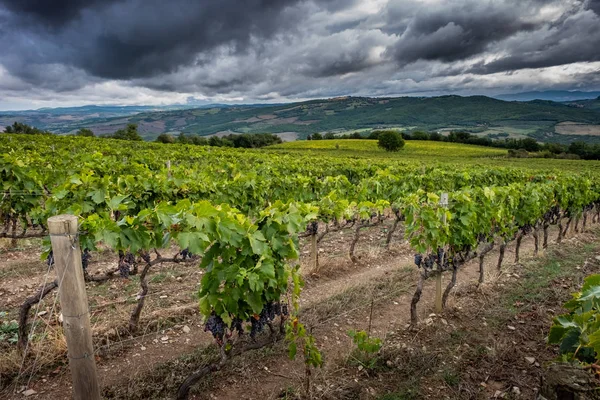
[435,193,448,313]
[48,215,101,400]
[309,221,318,272]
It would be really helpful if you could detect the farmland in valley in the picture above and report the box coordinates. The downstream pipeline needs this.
[3,95,600,144]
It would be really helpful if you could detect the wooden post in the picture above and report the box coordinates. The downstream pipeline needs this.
[435,193,448,313]
[166,160,172,179]
[310,234,318,272]
[309,221,318,272]
[48,215,101,400]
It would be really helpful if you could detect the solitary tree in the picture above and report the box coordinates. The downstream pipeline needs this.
[377,130,405,152]
[112,124,142,141]
[156,133,175,143]
[76,128,94,137]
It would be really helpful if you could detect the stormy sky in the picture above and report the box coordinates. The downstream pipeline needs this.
[0,0,599,109]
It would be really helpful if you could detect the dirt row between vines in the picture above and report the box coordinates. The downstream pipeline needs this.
[0,222,597,399]
[0,220,408,395]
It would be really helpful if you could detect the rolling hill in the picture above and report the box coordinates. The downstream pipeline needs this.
[2,95,600,143]
[494,90,600,102]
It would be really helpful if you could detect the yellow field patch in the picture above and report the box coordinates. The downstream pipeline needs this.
[555,121,600,136]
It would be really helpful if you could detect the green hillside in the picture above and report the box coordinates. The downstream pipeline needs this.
[4,95,600,143]
[563,97,600,111]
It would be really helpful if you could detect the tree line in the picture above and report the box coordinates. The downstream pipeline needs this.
[1,122,282,149]
[155,132,282,148]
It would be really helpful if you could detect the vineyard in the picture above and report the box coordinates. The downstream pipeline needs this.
[1,134,600,399]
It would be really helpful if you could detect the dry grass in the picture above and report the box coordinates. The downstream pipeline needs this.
[1,325,67,391]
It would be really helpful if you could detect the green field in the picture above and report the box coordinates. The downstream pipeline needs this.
[269,138,506,158]
[268,139,600,171]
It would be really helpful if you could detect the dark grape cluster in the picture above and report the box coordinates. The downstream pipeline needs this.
[521,224,533,235]
[118,251,136,278]
[81,249,91,272]
[413,253,423,267]
[437,248,445,264]
[204,314,226,342]
[204,302,288,342]
[543,206,561,224]
[307,221,319,235]
[249,314,268,338]
[414,253,437,270]
[46,249,91,273]
[249,302,287,338]
[414,249,455,272]
[179,248,194,260]
[231,318,244,336]
[140,251,151,264]
[47,250,54,268]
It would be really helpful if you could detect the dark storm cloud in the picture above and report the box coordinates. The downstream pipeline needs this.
[1,0,600,107]
[469,7,600,74]
[0,0,114,26]
[587,0,600,15]
[385,1,540,65]
[0,0,340,81]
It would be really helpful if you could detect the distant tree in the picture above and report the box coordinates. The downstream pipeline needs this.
[569,141,588,158]
[306,135,312,141]
[368,130,382,140]
[176,132,191,144]
[209,136,223,147]
[377,130,405,152]
[312,132,323,140]
[351,131,362,139]
[216,133,281,148]
[324,132,336,140]
[543,143,567,154]
[411,131,429,140]
[75,128,94,137]
[3,121,52,135]
[233,133,254,148]
[112,124,142,141]
[508,149,529,158]
[520,137,540,152]
[447,131,471,142]
[190,136,209,146]
[428,132,442,141]
[156,133,175,143]
[221,138,234,147]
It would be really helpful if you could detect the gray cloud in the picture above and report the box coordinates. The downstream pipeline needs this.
[0,0,333,81]
[0,0,599,108]
[587,0,600,14]
[384,1,541,65]
[469,7,600,74]
[0,0,115,26]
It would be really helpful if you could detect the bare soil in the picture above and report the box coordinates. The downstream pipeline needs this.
[0,221,598,399]
[555,121,600,136]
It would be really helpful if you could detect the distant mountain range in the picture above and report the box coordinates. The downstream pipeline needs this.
[494,90,600,102]
[2,95,600,144]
